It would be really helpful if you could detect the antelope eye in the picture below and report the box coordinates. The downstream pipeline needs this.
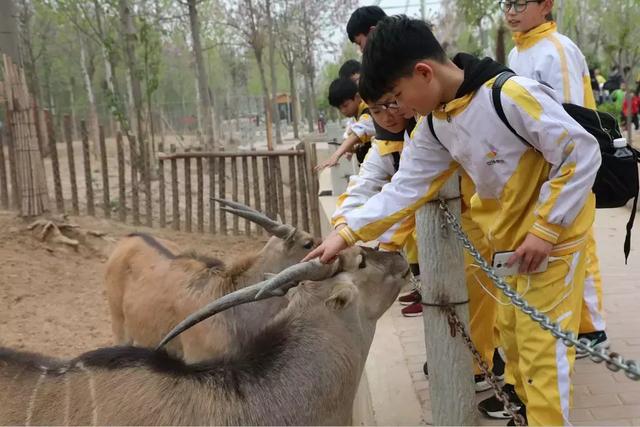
[302,240,314,249]
[358,254,367,269]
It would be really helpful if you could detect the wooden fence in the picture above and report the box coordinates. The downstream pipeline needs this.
[0,113,322,237]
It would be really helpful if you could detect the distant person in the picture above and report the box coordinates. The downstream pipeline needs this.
[338,59,362,84]
[622,87,640,130]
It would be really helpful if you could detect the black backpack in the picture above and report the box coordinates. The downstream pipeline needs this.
[426,72,639,262]
[491,72,639,262]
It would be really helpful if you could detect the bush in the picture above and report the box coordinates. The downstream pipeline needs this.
[597,102,620,117]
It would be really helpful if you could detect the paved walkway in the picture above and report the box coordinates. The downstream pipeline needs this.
[387,207,640,425]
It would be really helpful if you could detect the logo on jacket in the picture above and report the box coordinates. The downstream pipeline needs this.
[486,148,504,165]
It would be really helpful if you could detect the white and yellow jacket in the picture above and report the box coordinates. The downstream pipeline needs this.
[333,120,417,257]
[508,22,596,109]
[339,75,601,257]
[347,101,375,144]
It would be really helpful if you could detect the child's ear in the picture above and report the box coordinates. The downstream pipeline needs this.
[325,280,358,311]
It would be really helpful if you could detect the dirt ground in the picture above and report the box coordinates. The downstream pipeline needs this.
[0,210,267,359]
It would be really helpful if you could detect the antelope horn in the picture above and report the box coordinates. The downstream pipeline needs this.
[211,198,259,214]
[219,207,295,240]
[156,259,342,349]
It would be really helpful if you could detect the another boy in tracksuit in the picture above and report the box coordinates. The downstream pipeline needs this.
[504,0,609,357]
[476,0,610,419]
[318,77,375,170]
[332,97,502,391]
[305,16,601,426]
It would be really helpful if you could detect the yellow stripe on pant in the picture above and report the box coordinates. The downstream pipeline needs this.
[498,250,586,426]
[462,214,498,376]
[579,230,606,333]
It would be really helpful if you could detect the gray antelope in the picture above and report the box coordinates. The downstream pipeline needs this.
[0,246,409,425]
[104,199,318,362]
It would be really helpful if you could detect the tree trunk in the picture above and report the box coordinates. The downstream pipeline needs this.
[0,0,21,64]
[79,37,100,160]
[68,76,78,140]
[303,72,314,133]
[287,62,299,139]
[255,52,274,150]
[187,0,215,149]
[95,0,127,135]
[266,0,282,145]
[119,0,146,165]
[495,23,506,65]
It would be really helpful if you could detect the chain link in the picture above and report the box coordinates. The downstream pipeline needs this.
[446,308,525,426]
[438,198,640,381]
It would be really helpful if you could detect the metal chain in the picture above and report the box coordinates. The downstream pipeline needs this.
[438,198,640,381]
[446,308,526,426]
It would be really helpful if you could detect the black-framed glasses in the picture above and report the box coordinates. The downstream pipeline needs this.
[499,0,543,13]
[371,101,400,113]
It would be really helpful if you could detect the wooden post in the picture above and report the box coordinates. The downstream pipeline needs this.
[0,131,8,209]
[415,176,476,426]
[116,132,127,222]
[218,156,227,235]
[129,135,140,225]
[196,156,204,233]
[144,138,153,227]
[288,155,298,229]
[45,112,64,212]
[251,156,263,236]
[208,157,216,234]
[241,156,250,235]
[63,115,79,215]
[98,125,110,218]
[303,141,321,237]
[158,157,166,228]
[5,112,19,211]
[273,156,286,223]
[297,153,310,233]
[263,157,273,219]
[80,120,95,216]
[184,156,192,233]
[231,156,239,235]
[170,144,179,230]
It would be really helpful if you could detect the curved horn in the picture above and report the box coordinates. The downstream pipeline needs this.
[219,207,294,239]
[212,198,295,239]
[156,259,342,349]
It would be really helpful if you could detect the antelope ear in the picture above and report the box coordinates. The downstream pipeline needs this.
[325,280,358,311]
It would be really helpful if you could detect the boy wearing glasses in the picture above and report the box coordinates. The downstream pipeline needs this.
[476,1,608,420]
[305,16,601,425]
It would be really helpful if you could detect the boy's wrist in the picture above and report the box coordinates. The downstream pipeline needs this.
[530,218,564,245]
[337,226,359,246]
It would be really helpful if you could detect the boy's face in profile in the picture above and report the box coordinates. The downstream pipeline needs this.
[390,62,443,116]
[502,0,553,33]
[338,96,361,118]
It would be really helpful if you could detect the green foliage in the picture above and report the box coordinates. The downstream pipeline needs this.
[597,102,620,116]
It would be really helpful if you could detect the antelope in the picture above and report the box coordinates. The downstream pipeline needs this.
[104,199,319,362]
[0,246,410,426]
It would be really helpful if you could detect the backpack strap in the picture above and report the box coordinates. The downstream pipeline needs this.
[427,113,440,143]
[624,148,640,263]
[491,72,535,150]
[391,151,401,173]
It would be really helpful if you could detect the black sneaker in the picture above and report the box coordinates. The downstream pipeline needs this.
[492,348,505,380]
[478,383,523,420]
[576,330,610,359]
[506,405,527,426]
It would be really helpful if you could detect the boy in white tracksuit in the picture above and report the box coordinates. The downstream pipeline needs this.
[333,109,501,388]
[504,0,608,355]
[305,16,601,426]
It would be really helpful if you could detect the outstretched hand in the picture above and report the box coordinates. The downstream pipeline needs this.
[302,230,349,264]
[315,153,342,172]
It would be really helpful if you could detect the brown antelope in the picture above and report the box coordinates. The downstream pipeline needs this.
[104,199,320,363]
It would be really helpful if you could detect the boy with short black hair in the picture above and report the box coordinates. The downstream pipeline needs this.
[306,16,601,426]
[346,5,387,51]
[338,59,362,83]
[319,77,375,170]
